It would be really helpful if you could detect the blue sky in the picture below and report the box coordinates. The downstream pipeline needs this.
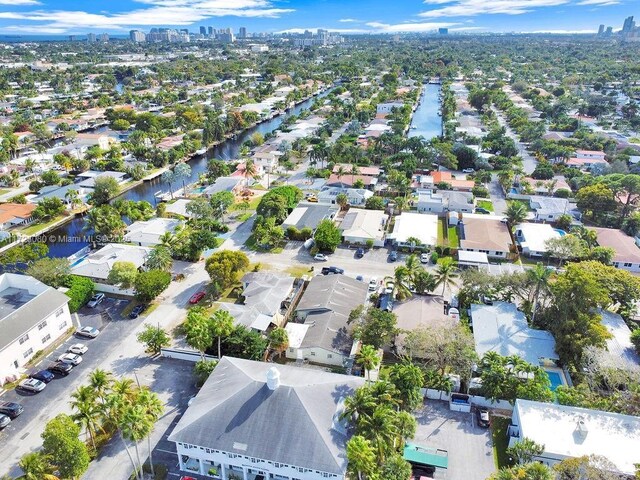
[0,0,634,35]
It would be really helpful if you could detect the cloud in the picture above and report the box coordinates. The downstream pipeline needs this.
[419,0,570,18]
[277,26,370,34]
[338,18,359,23]
[0,0,294,32]
[525,29,597,33]
[0,0,40,4]
[365,21,461,32]
[575,0,619,4]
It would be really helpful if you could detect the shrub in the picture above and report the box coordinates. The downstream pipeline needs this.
[554,188,571,198]
[430,252,439,264]
[64,275,95,312]
[472,185,489,198]
[631,329,640,355]
[134,270,171,302]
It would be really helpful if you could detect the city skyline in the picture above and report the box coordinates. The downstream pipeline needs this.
[0,0,635,36]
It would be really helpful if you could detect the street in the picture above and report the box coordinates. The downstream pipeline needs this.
[491,106,538,174]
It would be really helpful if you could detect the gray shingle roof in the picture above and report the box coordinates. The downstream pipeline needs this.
[282,203,339,231]
[168,357,365,475]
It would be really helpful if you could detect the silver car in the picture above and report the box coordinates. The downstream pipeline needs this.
[0,414,10,429]
[87,293,105,308]
[58,353,83,366]
[19,378,46,393]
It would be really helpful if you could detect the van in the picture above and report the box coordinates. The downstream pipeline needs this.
[378,294,394,312]
[304,238,315,249]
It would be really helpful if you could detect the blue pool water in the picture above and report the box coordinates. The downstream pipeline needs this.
[546,371,564,391]
[553,229,566,236]
[509,188,519,195]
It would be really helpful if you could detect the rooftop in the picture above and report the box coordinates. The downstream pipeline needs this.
[339,208,387,241]
[282,202,339,231]
[459,214,512,253]
[124,218,182,245]
[388,212,438,246]
[515,223,561,254]
[592,227,640,264]
[70,244,151,280]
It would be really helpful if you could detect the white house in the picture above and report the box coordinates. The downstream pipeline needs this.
[318,187,373,206]
[286,275,367,367]
[514,223,561,257]
[339,208,388,247]
[387,212,438,249]
[169,357,365,480]
[508,399,640,476]
[592,227,640,273]
[0,273,72,384]
[575,149,606,160]
[416,190,444,213]
[529,196,578,223]
[376,101,404,114]
[124,218,182,247]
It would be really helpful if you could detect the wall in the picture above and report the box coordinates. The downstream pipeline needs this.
[93,282,136,297]
[285,346,347,367]
[423,388,514,411]
[161,348,217,363]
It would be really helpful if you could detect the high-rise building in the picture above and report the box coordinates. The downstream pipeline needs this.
[623,16,635,33]
[218,31,235,43]
[130,30,146,42]
[86,33,97,42]
[439,28,449,35]
[98,33,109,42]
[239,27,247,38]
[598,24,605,36]
[605,26,613,36]
[200,26,206,35]
[179,28,189,35]
[208,26,214,36]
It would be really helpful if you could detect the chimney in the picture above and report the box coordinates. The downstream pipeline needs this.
[575,417,588,438]
[266,366,280,390]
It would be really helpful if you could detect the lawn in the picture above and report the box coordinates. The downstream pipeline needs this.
[19,215,66,235]
[491,416,513,469]
[0,188,11,196]
[285,265,314,278]
[447,226,459,247]
[477,199,494,212]
[437,218,445,245]
[229,196,261,212]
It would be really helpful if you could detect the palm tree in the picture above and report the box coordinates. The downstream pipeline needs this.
[357,406,397,463]
[385,266,411,300]
[394,195,408,214]
[70,385,102,450]
[404,254,422,280]
[159,231,177,250]
[356,345,380,382]
[106,381,140,480]
[65,189,81,209]
[336,165,347,185]
[146,245,173,271]
[335,192,349,210]
[350,163,359,184]
[18,452,59,480]
[242,159,258,186]
[161,170,175,200]
[341,386,377,423]
[136,389,164,477]
[505,202,528,229]
[527,263,552,325]
[209,309,235,359]
[394,410,417,449]
[174,163,192,195]
[346,436,377,480]
[89,369,113,405]
[434,257,459,296]
[120,403,152,480]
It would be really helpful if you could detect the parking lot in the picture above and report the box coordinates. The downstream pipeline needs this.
[412,401,496,480]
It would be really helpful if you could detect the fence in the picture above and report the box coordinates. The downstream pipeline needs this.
[161,348,217,363]
[422,388,514,412]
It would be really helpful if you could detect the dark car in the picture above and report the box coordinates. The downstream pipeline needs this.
[476,408,490,428]
[48,362,73,376]
[355,247,365,258]
[377,293,394,312]
[129,304,148,319]
[189,291,206,304]
[0,414,10,429]
[321,266,344,275]
[0,401,24,419]
[388,251,398,262]
[475,207,490,214]
[30,369,55,383]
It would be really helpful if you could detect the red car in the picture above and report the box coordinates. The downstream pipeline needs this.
[189,291,206,304]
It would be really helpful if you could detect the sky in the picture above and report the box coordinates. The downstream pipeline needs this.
[0,0,634,36]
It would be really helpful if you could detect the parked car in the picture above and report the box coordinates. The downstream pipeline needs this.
[68,343,88,355]
[0,402,23,419]
[476,408,490,428]
[87,293,105,308]
[475,207,490,214]
[385,281,395,294]
[355,248,365,258]
[48,362,73,376]
[368,278,378,291]
[18,378,46,393]
[76,326,99,338]
[388,251,398,262]
[420,252,430,264]
[378,293,394,312]
[356,275,364,282]
[462,168,475,173]
[0,414,10,429]
[129,304,148,319]
[189,291,206,304]
[30,369,54,383]
[321,266,344,275]
[306,194,318,203]
[314,253,328,261]
[58,353,83,365]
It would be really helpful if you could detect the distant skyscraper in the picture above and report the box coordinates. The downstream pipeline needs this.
[98,33,109,42]
[179,28,189,34]
[130,30,146,42]
[438,28,449,35]
[623,16,635,33]
[239,27,247,38]
[86,33,96,42]
[598,24,605,35]
[200,26,206,35]
[605,26,613,36]
[208,26,214,36]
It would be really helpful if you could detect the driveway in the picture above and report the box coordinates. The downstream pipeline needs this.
[488,175,508,216]
[412,401,495,480]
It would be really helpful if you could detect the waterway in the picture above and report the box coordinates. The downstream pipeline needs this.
[44,89,332,258]
[409,83,442,141]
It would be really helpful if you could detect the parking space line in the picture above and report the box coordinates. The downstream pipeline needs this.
[156,449,177,455]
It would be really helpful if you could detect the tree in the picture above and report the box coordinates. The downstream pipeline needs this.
[434,257,458,296]
[174,162,192,194]
[146,245,173,271]
[136,323,170,355]
[357,345,380,381]
[490,463,553,480]
[356,405,398,462]
[18,452,59,480]
[204,250,249,289]
[134,270,171,302]
[65,188,82,209]
[554,455,622,480]
[186,197,214,220]
[26,257,70,288]
[555,213,573,231]
[210,309,235,359]
[41,414,90,480]
[90,176,120,205]
[193,359,218,387]
[505,202,528,228]
[527,263,552,325]
[242,159,258,184]
[386,361,424,411]
[314,218,342,252]
[507,438,545,464]
[365,196,385,210]
[107,261,138,289]
[69,385,101,451]
[210,190,235,220]
[253,217,284,249]
[353,308,398,349]
[380,454,413,480]
[33,197,65,221]
[255,194,288,224]
[184,307,213,358]
[576,183,617,221]
[268,327,289,357]
[86,205,126,240]
[336,192,349,210]
[220,325,268,360]
[161,170,175,200]
[41,170,60,186]
[544,234,585,266]
[207,159,230,180]
[346,435,377,480]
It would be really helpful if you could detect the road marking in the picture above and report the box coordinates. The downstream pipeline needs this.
[156,449,176,455]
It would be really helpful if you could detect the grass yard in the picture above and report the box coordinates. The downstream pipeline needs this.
[477,199,494,212]
[437,218,445,245]
[0,188,11,196]
[230,195,261,212]
[285,265,314,278]
[447,226,459,247]
[19,215,66,235]
[491,416,513,469]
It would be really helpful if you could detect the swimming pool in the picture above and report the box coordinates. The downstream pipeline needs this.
[553,229,566,236]
[546,370,564,391]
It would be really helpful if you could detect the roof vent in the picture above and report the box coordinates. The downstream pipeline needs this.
[266,366,280,390]
[575,417,588,438]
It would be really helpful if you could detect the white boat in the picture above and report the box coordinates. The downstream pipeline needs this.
[195,148,207,155]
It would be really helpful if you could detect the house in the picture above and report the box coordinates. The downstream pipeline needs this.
[514,223,561,257]
[566,157,609,171]
[75,170,127,188]
[30,184,90,205]
[443,191,475,213]
[218,272,295,333]
[529,196,579,222]
[470,302,559,365]
[124,218,182,247]
[325,173,377,189]
[0,273,72,384]
[165,199,192,218]
[431,171,474,192]
[339,208,388,247]
[387,212,438,249]
[457,250,489,268]
[575,149,606,160]
[317,187,373,206]
[416,190,444,213]
[168,357,364,480]
[332,164,381,177]
[285,275,368,367]
[376,101,405,114]
[282,202,339,232]
[201,176,244,198]
[508,399,640,476]
[70,244,151,294]
[0,203,36,230]
[591,227,640,273]
[458,214,512,258]
[598,310,640,369]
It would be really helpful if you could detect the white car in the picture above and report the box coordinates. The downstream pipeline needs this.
[314,253,328,261]
[462,168,475,173]
[368,278,378,291]
[385,281,395,295]
[420,252,430,264]
[58,353,83,366]
[19,378,46,393]
[68,343,88,355]
[87,293,105,308]
[76,326,99,338]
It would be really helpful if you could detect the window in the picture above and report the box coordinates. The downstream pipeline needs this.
[624,262,633,267]
[310,352,316,356]
[38,320,47,330]
[327,354,333,359]
[23,348,33,358]
[55,308,64,317]
[289,348,294,353]
[59,321,67,330]
[19,334,29,345]
[42,334,51,344]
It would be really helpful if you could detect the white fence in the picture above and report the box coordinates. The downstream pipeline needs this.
[161,348,217,363]
[422,388,514,412]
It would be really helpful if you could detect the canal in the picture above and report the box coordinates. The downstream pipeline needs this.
[409,83,442,141]
[45,89,332,258]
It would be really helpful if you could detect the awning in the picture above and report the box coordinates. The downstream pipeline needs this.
[404,443,448,469]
